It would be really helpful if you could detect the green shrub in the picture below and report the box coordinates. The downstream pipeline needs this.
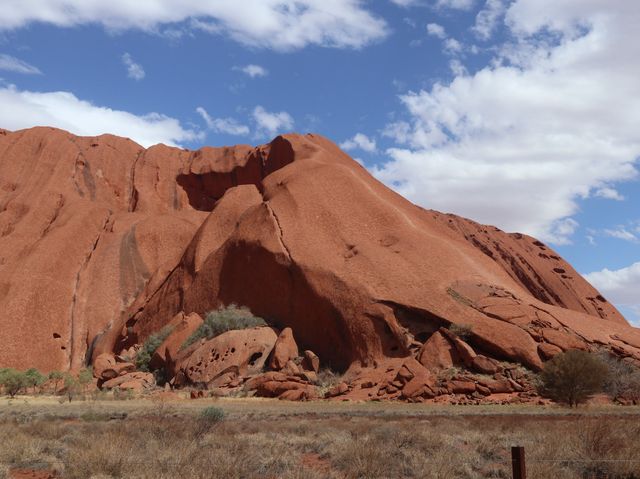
[24,368,46,392]
[199,406,225,422]
[64,373,79,403]
[136,326,174,372]
[48,370,64,394]
[539,349,609,407]
[78,367,93,393]
[182,304,266,350]
[0,369,27,398]
[194,406,225,436]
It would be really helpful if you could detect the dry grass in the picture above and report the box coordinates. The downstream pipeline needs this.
[1,397,640,478]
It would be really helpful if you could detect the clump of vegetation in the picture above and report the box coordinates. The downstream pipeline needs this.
[48,370,64,394]
[181,304,266,350]
[194,406,225,437]
[24,368,46,393]
[136,326,174,372]
[447,323,473,341]
[315,367,343,396]
[539,349,609,407]
[599,352,640,404]
[0,368,27,398]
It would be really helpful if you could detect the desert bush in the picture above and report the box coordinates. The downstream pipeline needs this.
[63,373,80,402]
[194,406,225,437]
[135,325,174,372]
[48,370,64,394]
[315,368,342,396]
[0,368,27,398]
[182,304,266,349]
[78,367,93,395]
[447,323,473,340]
[599,352,640,403]
[24,368,46,393]
[539,349,609,407]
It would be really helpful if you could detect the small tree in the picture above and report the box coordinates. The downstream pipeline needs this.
[48,371,64,395]
[63,373,80,403]
[539,349,609,407]
[24,368,46,394]
[78,367,93,395]
[1,369,27,398]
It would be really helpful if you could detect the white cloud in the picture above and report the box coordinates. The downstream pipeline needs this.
[584,262,640,324]
[603,227,638,243]
[595,187,624,201]
[449,59,468,76]
[340,133,377,153]
[252,106,294,137]
[426,23,446,39]
[0,1,388,51]
[236,64,268,78]
[472,0,505,40]
[121,53,145,81]
[390,0,421,6]
[196,107,249,136]
[0,53,41,74]
[435,0,475,9]
[375,0,640,244]
[0,84,201,147]
[443,37,462,54]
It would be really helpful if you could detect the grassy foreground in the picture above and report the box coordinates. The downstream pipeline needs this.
[1,396,640,478]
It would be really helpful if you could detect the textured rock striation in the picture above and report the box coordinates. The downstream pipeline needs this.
[1,126,639,403]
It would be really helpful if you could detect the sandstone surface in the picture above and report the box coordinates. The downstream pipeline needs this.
[1,127,639,405]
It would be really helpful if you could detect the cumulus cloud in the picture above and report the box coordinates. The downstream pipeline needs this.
[0,84,201,147]
[196,107,249,136]
[235,64,268,78]
[472,0,505,40]
[0,53,41,74]
[121,53,145,81]
[374,0,640,244]
[584,262,640,324]
[426,23,446,39]
[252,106,294,138]
[0,1,388,51]
[340,133,377,153]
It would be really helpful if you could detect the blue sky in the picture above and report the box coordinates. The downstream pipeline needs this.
[0,0,638,323]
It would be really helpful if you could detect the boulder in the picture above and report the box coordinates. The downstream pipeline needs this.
[541,329,586,351]
[449,380,477,395]
[102,371,155,390]
[302,350,320,373]
[418,331,459,371]
[538,342,563,359]
[326,382,349,397]
[269,327,299,370]
[471,355,500,374]
[149,311,204,375]
[178,327,278,386]
[245,371,317,400]
[93,353,135,380]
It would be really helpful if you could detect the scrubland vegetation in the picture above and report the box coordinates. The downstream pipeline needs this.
[1,399,640,479]
[182,304,267,349]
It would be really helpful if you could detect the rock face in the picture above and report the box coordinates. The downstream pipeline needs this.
[1,126,639,393]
